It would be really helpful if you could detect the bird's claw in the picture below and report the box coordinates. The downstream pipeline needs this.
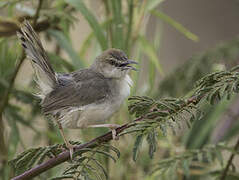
[111,129,119,140]
[65,143,75,160]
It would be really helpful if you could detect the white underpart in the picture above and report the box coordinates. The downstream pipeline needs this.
[60,74,133,128]
[122,74,133,96]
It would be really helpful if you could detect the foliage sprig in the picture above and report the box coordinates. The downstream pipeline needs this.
[10,65,239,179]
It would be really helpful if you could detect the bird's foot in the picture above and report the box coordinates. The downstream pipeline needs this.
[65,141,75,160]
[111,128,119,140]
[87,124,121,140]
[57,122,75,160]
[108,124,120,141]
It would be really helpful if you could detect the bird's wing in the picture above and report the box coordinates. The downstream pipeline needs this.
[42,69,111,114]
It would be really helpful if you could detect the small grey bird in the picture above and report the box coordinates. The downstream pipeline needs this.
[17,21,137,158]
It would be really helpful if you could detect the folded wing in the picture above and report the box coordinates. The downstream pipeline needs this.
[42,69,111,114]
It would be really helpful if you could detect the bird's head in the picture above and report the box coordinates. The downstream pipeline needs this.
[91,48,138,78]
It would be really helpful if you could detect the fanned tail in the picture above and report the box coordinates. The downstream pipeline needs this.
[17,20,58,98]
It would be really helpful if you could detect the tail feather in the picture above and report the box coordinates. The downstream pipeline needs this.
[17,20,58,97]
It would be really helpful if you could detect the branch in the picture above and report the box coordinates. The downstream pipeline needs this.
[0,19,52,38]
[220,137,239,180]
[11,120,137,180]
[11,96,200,180]
[0,51,25,116]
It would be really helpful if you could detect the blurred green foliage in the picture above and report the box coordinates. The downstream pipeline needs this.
[0,0,239,180]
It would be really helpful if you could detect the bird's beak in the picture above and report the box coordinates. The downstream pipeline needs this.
[127,59,138,65]
[124,59,138,71]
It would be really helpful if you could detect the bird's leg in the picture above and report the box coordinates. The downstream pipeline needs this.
[87,124,120,140]
[56,121,74,160]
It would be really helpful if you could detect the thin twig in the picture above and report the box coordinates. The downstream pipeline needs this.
[0,51,25,116]
[0,0,44,162]
[102,0,113,46]
[0,51,25,138]
[33,0,43,26]
[0,19,51,38]
[0,50,25,180]
[125,0,134,54]
[220,137,239,180]
[131,0,147,43]
[11,96,201,180]
[0,117,7,163]
[0,0,43,177]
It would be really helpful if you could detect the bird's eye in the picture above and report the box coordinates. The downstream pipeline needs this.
[109,60,115,65]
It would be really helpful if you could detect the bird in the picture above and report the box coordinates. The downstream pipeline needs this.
[17,20,138,159]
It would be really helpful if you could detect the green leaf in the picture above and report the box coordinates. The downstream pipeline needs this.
[51,175,74,180]
[132,134,144,162]
[91,158,108,179]
[47,52,74,72]
[146,130,157,158]
[13,91,32,104]
[206,151,213,163]
[6,105,38,133]
[145,0,164,11]
[221,120,239,141]
[151,10,199,42]
[111,0,124,49]
[138,35,164,75]
[10,148,42,175]
[66,0,108,50]
[197,151,203,162]
[48,30,84,68]
[77,148,117,163]
[230,65,239,72]
[7,115,20,159]
[186,98,232,149]
[94,149,117,163]
[102,144,120,158]
[125,0,134,53]
[0,2,8,8]
[27,148,45,169]
[215,149,224,167]
[79,32,94,58]
[182,159,190,178]
[159,124,167,136]
[79,20,113,58]
[168,160,178,180]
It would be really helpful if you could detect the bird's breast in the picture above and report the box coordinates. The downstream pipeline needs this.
[72,75,132,128]
[112,74,132,104]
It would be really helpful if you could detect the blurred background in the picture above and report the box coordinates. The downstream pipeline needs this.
[1,0,239,179]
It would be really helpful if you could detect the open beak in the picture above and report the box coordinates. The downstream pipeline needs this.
[120,59,138,71]
[127,59,138,65]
